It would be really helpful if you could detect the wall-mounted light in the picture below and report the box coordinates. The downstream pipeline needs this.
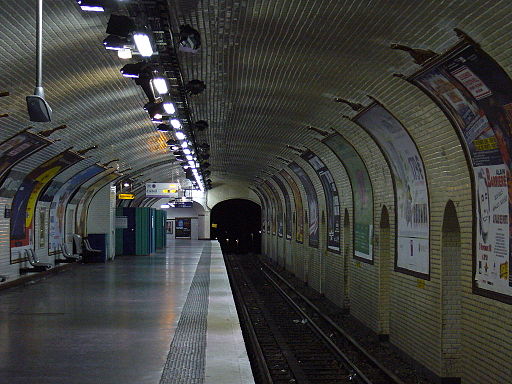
[76,0,112,12]
[120,62,147,78]
[157,124,171,132]
[163,102,175,115]
[117,48,132,59]
[170,119,181,129]
[152,77,168,94]
[133,32,153,57]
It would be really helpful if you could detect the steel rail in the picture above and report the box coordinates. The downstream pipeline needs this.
[223,254,273,384]
[261,260,406,384]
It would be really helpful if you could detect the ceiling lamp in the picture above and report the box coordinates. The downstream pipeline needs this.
[170,119,181,129]
[76,0,115,12]
[152,77,168,95]
[175,131,185,140]
[103,35,131,51]
[133,32,154,57]
[185,80,206,95]
[179,25,201,53]
[120,62,148,78]
[163,102,175,115]
[117,48,132,59]
[156,124,171,132]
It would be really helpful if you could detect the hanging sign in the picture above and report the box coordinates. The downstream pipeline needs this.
[118,193,135,200]
[145,183,180,197]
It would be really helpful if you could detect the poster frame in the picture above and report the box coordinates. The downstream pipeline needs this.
[406,36,512,303]
[272,174,293,241]
[0,128,53,188]
[280,169,304,244]
[351,99,431,280]
[301,150,341,254]
[265,179,284,238]
[322,133,374,263]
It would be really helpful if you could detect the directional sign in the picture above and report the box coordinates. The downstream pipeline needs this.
[118,193,135,200]
[146,183,180,197]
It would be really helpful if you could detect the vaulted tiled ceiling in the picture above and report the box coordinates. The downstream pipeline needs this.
[1,0,509,187]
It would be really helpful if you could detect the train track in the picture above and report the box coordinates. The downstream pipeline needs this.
[225,253,405,384]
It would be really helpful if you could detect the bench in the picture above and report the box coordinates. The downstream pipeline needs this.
[25,248,52,271]
[55,243,80,264]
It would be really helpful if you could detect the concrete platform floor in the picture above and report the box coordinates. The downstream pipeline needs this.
[0,240,254,384]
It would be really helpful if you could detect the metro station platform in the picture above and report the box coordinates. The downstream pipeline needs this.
[0,240,254,384]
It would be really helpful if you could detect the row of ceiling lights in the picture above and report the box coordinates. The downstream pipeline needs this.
[76,0,211,191]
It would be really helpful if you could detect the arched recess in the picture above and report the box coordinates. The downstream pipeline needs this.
[343,209,351,309]
[441,200,461,378]
[379,205,390,337]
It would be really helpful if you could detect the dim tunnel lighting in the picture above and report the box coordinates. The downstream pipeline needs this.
[175,131,185,140]
[152,77,168,94]
[163,102,175,115]
[170,119,181,129]
[133,32,153,57]
[103,35,130,51]
[117,48,132,59]
[77,0,105,11]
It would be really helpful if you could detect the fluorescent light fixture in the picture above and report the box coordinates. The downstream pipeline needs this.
[181,142,188,148]
[157,124,171,132]
[188,160,196,167]
[196,162,200,168]
[117,48,132,59]
[153,77,168,94]
[120,62,146,78]
[123,182,130,187]
[170,119,181,129]
[161,204,170,209]
[183,149,191,155]
[153,113,163,120]
[175,131,185,140]
[133,33,153,57]
[80,5,104,11]
[163,102,175,115]
[186,155,193,161]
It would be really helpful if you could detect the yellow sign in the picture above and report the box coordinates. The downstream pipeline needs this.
[211,223,218,228]
[118,194,135,200]
[162,189,177,193]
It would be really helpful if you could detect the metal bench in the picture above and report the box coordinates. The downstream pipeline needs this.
[25,248,52,271]
[55,243,80,264]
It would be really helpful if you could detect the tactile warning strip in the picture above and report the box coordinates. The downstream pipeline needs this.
[159,244,212,384]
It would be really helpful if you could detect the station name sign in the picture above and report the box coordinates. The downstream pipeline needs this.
[146,183,180,198]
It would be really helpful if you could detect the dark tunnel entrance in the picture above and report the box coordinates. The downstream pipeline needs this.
[210,199,261,254]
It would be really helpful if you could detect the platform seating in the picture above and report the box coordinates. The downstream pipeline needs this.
[83,238,103,262]
[55,243,81,264]
[25,249,52,271]
[0,275,6,282]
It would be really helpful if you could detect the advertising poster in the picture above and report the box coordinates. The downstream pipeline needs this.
[289,162,319,247]
[48,165,105,253]
[0,130,51,188]
[261,183,276,235]
[411,42,512,298]
[356,103,429,276]
[266,180,283,238]
[252,187,266,232]
[10,151,83,262]
[324,134,373,261]
[272,175,293,240]
[76,170,119,235]
[280,169,304,243]
[303,151,341,252]
[256,186,271,234]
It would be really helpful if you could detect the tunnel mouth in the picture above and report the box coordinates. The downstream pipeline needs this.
[210,198,261,254]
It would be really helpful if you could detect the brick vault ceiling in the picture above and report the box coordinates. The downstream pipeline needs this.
[0,0,509,186]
